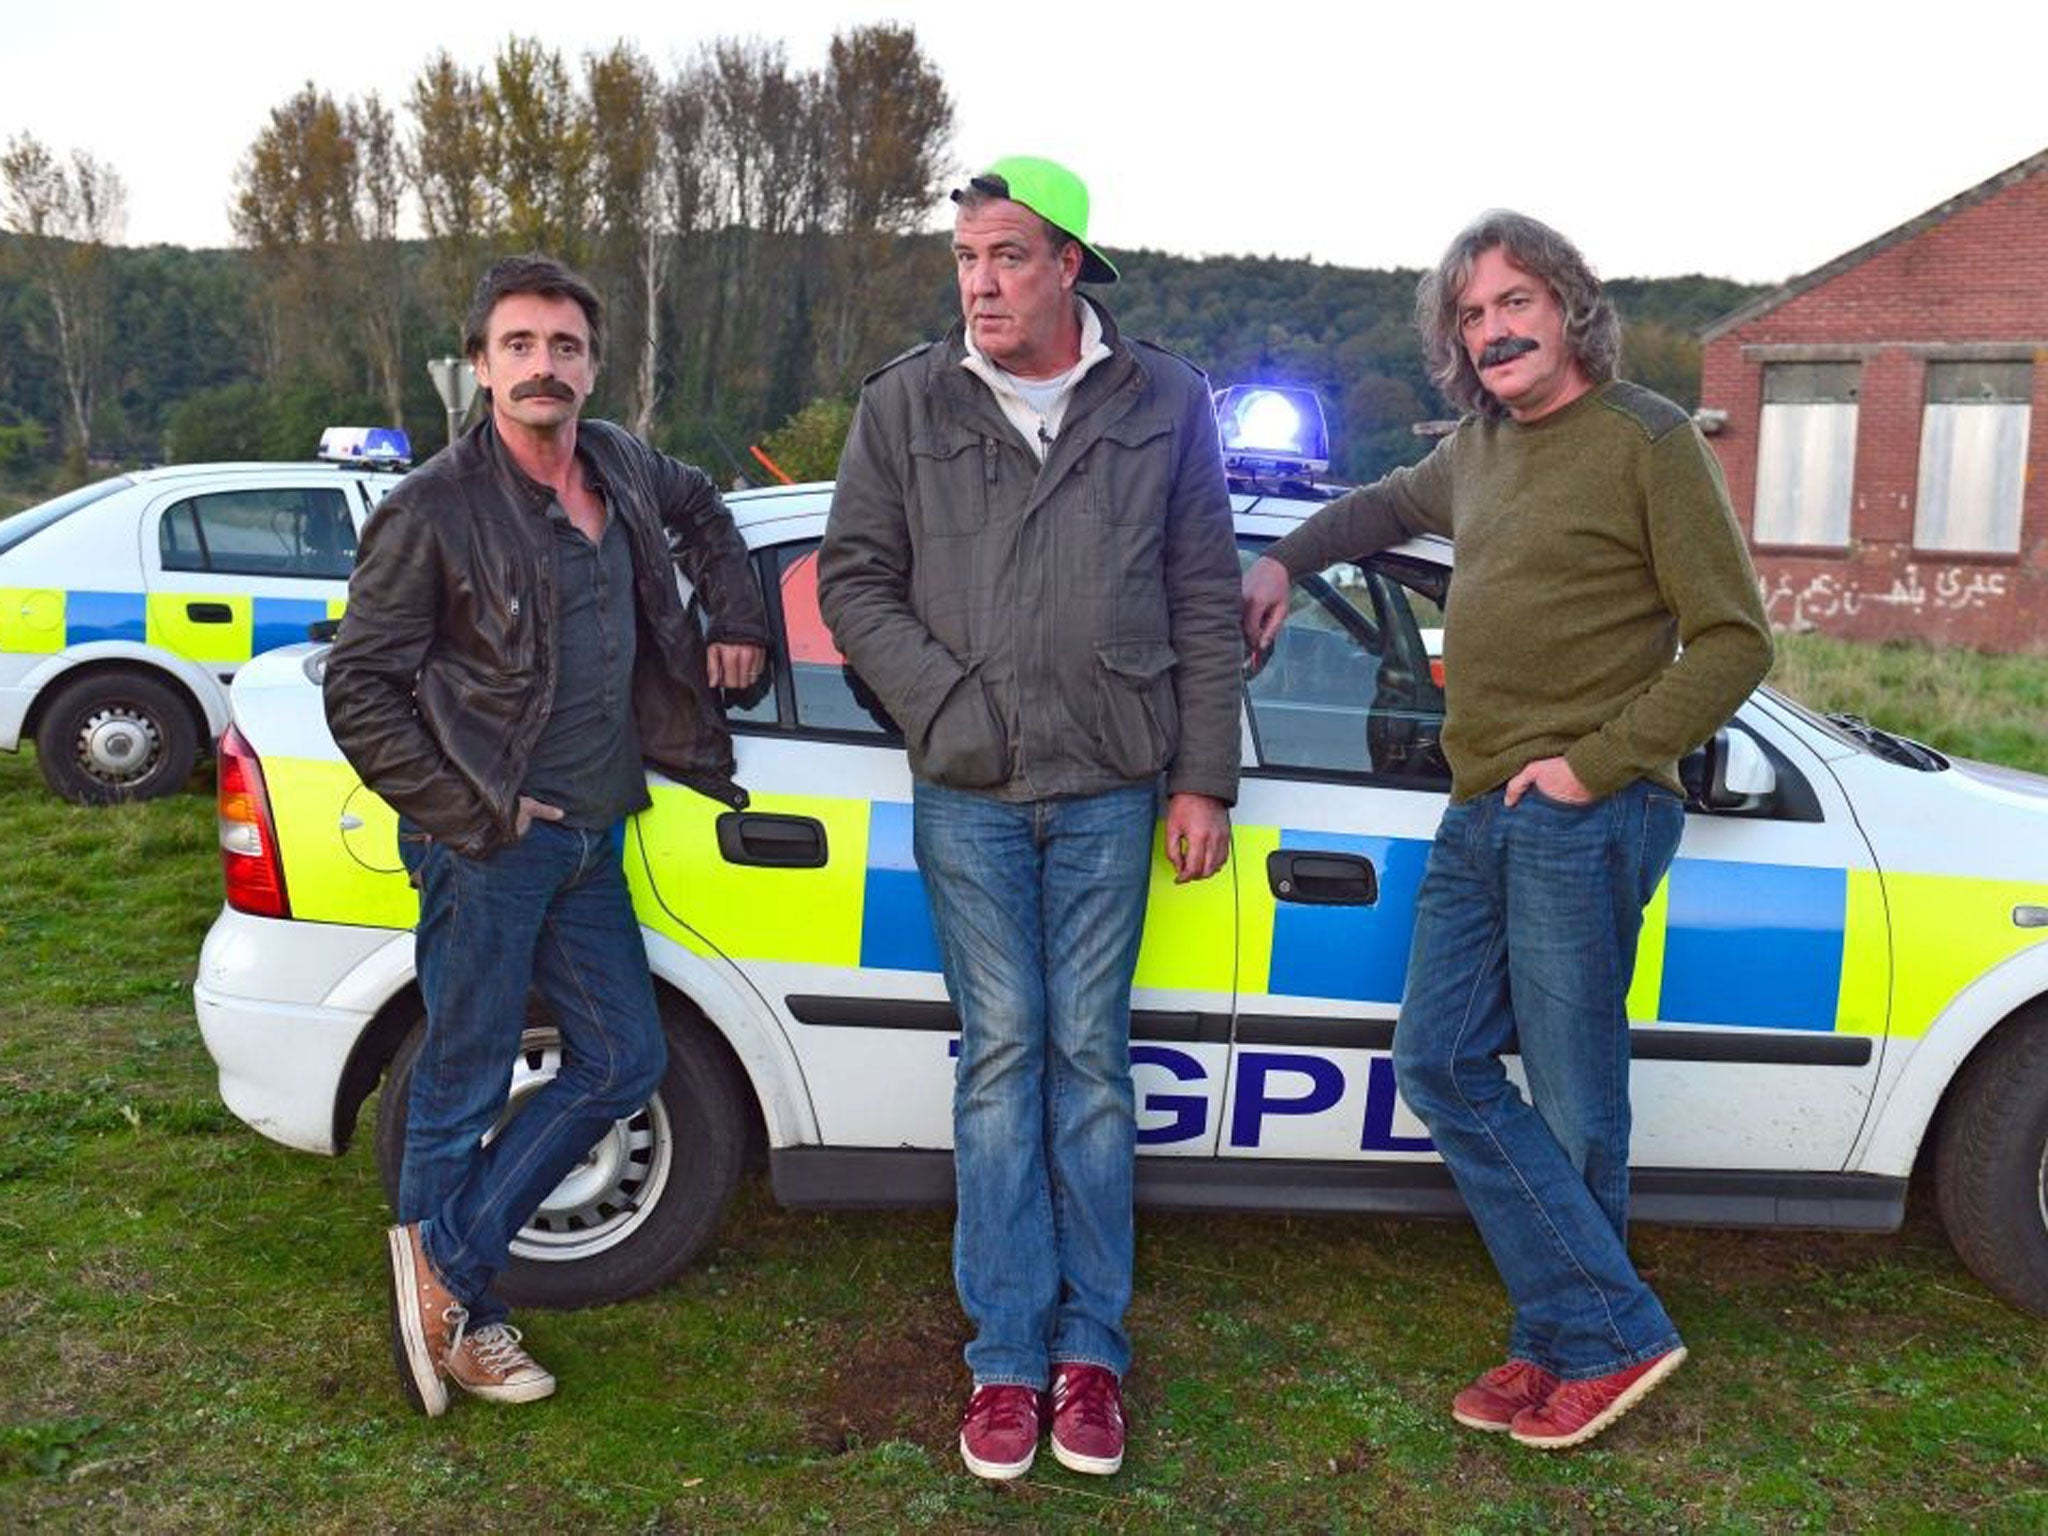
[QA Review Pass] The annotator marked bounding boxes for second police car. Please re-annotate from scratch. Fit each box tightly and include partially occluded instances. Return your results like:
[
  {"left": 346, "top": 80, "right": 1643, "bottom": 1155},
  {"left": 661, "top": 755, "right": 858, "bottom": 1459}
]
[
  {"left": 193, "top": 392, "right": 2048, "bottom": 1319},
  {"left": 0, "top": 429, "right": 409, "bottom": 805}
]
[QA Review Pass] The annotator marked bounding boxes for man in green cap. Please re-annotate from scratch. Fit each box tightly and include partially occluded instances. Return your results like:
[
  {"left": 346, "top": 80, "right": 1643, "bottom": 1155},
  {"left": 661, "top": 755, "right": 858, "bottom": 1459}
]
[{"left": 819, "top": 157, "right": 1240, "bottom": 1480}]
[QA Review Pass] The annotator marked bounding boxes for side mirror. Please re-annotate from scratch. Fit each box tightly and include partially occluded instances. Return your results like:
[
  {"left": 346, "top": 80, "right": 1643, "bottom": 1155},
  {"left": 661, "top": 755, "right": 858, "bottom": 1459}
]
[{"left": 1682, "top": 725, "right": 1778, "bottom": 813}]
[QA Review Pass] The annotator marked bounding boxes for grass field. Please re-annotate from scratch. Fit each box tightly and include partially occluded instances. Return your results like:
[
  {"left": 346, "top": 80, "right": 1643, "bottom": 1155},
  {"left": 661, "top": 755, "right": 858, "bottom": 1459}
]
[{"left": 2, "top": 637, "right": 2045, "bottom": 1532}]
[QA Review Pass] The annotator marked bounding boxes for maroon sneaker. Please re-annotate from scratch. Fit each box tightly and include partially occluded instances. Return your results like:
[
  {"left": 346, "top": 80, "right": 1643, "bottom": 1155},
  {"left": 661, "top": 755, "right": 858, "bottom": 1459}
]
[
  {"left": 960, "top": 1383, "right": 1041, "bottom": 1480},
  {"left": 1049, "top": 1363, "right": 1125, "bottom": 1475},
  {"left": 1451, "top": 1359, "right": 1560, "bottom": 1432},
  {"left": 1509, "top": 1345, "right": 1688, "bottom": 1449}
]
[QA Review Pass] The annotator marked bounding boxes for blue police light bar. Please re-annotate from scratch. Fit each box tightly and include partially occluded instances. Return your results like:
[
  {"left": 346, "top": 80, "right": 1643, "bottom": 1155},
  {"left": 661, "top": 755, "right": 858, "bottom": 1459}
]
[
  {"left": 1213, "top": 385, "right": 1329, "bottom": 478},
  {"left": 318, "top": 426, "right": 413, "bottom": 468}
]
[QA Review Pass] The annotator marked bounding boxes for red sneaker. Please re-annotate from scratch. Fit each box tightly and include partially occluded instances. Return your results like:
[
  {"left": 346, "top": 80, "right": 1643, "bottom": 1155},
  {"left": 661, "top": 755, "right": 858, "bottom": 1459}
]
[
  {"left": 960, "top": 1383, "right": 1041, "bottom": 1480},
  {"left": 1509, "top": 1345, "right": 1687, "bottom": 1449},
  {"left": 1049, "top": 1363, "right": 1125, "bottom": 1475},
  {"left": 1451, "top": 1359, "right": 1559, "bottom": 1432}
]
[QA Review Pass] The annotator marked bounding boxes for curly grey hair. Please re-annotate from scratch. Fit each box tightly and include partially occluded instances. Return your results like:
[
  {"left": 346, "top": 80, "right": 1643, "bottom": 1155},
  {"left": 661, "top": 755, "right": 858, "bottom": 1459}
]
[{"left": 1415, "top": 211, "right": 1620, "bottom": 420}]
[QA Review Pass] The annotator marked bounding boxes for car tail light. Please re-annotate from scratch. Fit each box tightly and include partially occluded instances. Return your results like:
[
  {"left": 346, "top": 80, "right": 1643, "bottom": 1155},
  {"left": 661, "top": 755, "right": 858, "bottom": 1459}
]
[{"left": 218, "top": 725, "right": 290, "bottom": 918}]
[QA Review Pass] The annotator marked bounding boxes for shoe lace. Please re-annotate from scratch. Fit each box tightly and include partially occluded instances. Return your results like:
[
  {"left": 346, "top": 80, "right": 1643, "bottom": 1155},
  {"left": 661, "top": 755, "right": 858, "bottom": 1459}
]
[
  {"left": 966, "top": 1385, "right": 1038, "bottom": 1435},
  {"left": 465, "top": 1322, "right": 529, "bottom": 1373},
  {"left": 442, "top": 1302, "right": 471, "bottom": 1359},
  {"left": 1054, "top": 1369, "right": 1120, "bottom": 1431}
]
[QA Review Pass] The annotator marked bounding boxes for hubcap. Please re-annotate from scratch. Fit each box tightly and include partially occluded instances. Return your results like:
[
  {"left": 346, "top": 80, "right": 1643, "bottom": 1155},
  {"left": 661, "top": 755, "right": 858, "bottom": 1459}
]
[
  {"left": 78, "top": 706, "right": 160, "bottom": 781},
  {"left": 485, "top": 1029, "right": 674, "bottom": 1263}
]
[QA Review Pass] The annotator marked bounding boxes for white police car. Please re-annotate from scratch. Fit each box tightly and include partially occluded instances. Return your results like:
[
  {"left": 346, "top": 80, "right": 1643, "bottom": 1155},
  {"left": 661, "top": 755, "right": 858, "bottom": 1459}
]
[
  {"left": 0, "top": 428, "right": 408, "bottom": 804},
  {"left": 192, "top": 396, "right": 2048, "bottom": 1319}
]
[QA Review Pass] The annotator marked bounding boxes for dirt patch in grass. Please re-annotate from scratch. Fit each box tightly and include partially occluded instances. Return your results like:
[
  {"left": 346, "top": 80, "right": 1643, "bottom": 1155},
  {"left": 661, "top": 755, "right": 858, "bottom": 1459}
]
[{"left": 802, "top": 1306, "right": 968, "bottom": 1454}]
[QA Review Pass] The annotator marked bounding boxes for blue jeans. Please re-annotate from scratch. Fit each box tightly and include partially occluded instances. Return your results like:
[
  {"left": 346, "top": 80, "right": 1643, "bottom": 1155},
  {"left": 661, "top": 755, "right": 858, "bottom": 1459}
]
[
  {"left": 913, "top": 780, "right": 1158, "bottom": 1386},
  {"left": 1391, "top": 780, "right": 1686, "bottom": 1380},
  {"left": 396, "top": 818, "right": 666, "bottom": 1328}
]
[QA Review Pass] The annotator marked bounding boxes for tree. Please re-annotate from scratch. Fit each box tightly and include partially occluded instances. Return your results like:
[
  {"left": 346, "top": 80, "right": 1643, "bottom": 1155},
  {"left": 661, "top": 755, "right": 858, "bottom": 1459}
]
[
  {"left": 485, "top": 38, "right": 592, "bottom": 262},
  {"left": 230, "top": 84, "right": 359, "bottom": 380},
  {"left": 349, "top": 94, "right": 408, "bottom": 427},
  {"left": 405, "top": 52, "right": 499, "bottom": 333},
  {"left": 586, "top": 42, "right": 668, "bottom": 434},
  {"left": 0, "top": 134, "right": 126, "bottom": 471}
]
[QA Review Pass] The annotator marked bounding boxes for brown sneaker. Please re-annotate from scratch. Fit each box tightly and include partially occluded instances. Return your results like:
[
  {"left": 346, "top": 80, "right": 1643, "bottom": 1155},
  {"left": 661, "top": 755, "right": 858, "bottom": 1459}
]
[
  {"left": 386, "top": 1222, "right": 466, "bottom": 1417},
  {"left": 1451, "top": 1359, "right": 1560, "bottom": 1432},
  {"left": 445, "top": 1322, "right": 557, "bottom": 1405},
  {"left": 1509, "top": 1345, "right": 1687, "bottom": 1449}
]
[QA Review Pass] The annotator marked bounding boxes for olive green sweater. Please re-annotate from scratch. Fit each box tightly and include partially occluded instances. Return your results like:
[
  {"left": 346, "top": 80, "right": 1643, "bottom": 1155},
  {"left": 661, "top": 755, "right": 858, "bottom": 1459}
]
[{"left": 1268, "top": 381, "right": 1772, "bottom": 802}]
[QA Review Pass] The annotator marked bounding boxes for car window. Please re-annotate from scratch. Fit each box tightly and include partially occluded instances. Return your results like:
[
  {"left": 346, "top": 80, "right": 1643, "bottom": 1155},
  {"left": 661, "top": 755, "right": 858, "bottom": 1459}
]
[
  {"left": 1240, "top": 542, "right": 1450, "bottom": 786},
  {"left": 730, "top": 540, "right": 899, "bottom": 740},
  {"left": 159, "top": 487, "right": 357, "bottom": 579}
]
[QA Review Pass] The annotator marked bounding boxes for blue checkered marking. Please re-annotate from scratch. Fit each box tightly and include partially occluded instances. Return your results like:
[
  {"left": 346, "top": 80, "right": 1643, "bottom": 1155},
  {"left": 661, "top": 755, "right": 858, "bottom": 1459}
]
[
  {"left": 252, "top": 597, "right": 331, "bottom": 655},
  {"left": 1658, "top": 859, "right": 1845, "bottom": 1031},
  {"left": 66, "top": 591, "right": 146, "bottom": 645},
  {"left": 859, "top": 799, "right": 943, "bottom": 973},
  {"left": 1265, "top": 829, "right": 1429, "bottom": 1003}
]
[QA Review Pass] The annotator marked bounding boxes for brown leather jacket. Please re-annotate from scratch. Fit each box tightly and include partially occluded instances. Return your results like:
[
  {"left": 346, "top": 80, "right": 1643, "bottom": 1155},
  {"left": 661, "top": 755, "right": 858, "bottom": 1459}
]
[{"left": 323, "top": 415, "right": 769, "bottom": 857}]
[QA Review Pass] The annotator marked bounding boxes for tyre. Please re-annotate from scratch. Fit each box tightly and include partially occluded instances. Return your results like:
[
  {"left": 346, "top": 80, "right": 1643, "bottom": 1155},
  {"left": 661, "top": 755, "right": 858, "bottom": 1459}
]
[
  {"left": 34, "top": 669, "right": 200, "bottom": 805},
  {"left": 1933, "top": 1007, "right": 2048, "bottom": 1319},
  {"left": 374, "top": 998, "right": 748, "bottom": 1309}
]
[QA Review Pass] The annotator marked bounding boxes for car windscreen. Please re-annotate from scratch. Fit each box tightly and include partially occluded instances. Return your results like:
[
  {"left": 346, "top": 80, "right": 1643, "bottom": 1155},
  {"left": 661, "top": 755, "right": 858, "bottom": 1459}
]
[{"left": 0, "top": 476, "right": 135, "bottom": 556}]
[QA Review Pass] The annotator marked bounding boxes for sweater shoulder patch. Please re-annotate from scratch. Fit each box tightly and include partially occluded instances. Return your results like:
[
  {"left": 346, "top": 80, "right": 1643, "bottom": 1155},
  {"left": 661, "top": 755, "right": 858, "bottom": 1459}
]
[
  {"left": 862, "top": 339, "right": 938, "bottom": 387},
  {"left": 1596, "top": 381, "right": 1690, "bottom": 442}
]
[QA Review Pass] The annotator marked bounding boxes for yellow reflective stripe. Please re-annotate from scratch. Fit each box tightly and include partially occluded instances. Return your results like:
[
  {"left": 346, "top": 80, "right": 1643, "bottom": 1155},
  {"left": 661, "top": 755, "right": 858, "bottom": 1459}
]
[
  {"left": 0, "top": 587, "right": 65, "bottom": 653},
  {"left": 1835, "top": 870, "right": 1890, "bottom": 1036},
  {"left": 267, "top": 757, "right": 417, "bottom": 929},
  {"left": 326, "top": 596, "right": 347, "bottom": 619},
  {"left": 631, "top": 786, "right": 867, "bottom": 965},
  {"left": 1626, "top": 874, "right": 1670, "bottom": 1022},
  {"left": 1134, "top": 824, "right": 1237, "bottom": 993},
  {"left": 1883, "top": 873, "right": 2048, "bottom": 1038},
  {"left": 147, "top": 591, "right": 251, "bottom": 663},
  {"left": 1230, "top": 823, "right": 1283, "bottom": 997}
]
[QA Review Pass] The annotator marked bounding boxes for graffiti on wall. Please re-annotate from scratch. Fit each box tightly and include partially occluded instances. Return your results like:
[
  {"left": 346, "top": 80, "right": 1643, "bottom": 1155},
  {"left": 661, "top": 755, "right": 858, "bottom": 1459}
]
[{"left": 1759, "top": 565, "right": 2011, "bottom": 631}]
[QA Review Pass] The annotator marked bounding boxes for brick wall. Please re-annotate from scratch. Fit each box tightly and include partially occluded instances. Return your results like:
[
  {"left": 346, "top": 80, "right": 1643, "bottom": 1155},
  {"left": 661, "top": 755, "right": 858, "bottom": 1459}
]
[{"left": 1699, "top": 158, "right": 2048, "bottom": 653}]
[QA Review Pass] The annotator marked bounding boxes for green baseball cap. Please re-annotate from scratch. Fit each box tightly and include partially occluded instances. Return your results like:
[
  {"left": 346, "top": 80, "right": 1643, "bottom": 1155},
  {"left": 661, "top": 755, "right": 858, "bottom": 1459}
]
[{"left": 953, "top": 155, "right": 1119, "bottom": 284}]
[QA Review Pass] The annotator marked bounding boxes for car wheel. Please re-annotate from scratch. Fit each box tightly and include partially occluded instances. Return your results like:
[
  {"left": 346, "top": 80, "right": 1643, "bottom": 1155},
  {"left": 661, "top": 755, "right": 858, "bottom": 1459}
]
[
  {"left": 1933, "top": 1007, "right": 2048, "bottom": 1319},
  {"left": 34, "top": 670, "right": 201, "bottom": 805},
  {"left": 374, "top": 999, "right": 747, "bottom": 1309}
]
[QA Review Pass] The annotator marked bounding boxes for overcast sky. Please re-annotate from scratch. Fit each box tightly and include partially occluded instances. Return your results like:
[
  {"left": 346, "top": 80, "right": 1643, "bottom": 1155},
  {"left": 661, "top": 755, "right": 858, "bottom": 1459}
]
[{"left": 8, "top": 1, "right": 2044, "bottom": 285}]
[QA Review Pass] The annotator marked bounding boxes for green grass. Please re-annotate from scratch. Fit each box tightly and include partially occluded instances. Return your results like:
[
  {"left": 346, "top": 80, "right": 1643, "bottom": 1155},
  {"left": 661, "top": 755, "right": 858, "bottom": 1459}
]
[{"left": 3, "top": 644, "right": 2047, "bottom": 1532}]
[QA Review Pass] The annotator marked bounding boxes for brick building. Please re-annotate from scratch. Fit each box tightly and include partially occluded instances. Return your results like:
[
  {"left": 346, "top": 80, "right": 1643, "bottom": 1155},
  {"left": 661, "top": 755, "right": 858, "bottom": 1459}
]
[{"left": 1697, "top": 149, "right": 2047, "bottom": 652}]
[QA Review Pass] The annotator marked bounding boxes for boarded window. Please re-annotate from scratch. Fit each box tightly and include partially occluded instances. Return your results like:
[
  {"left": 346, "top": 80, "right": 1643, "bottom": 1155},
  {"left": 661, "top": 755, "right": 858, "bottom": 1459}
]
[
  {"left": 1914, "top": 361, "right": 2032, "bottom": 554},
  {"left": 1753, "top": 362, "right": 1859, "bottom": 546}
]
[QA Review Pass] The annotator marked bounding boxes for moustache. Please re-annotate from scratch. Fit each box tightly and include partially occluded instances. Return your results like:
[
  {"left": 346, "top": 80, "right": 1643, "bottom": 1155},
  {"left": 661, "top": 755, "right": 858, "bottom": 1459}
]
[
  {"left": 509, "top": 377, "right": 577, "bottom": 402},
  {"left": 1478, "top": 336, "right": 1540, "bottom": 369}
]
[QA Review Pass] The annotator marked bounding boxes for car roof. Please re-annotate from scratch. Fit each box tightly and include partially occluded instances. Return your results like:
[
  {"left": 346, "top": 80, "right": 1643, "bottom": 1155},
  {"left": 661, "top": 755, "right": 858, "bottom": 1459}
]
[{"left": 724, "top": 481, "right": 1455, "bottom": 566}]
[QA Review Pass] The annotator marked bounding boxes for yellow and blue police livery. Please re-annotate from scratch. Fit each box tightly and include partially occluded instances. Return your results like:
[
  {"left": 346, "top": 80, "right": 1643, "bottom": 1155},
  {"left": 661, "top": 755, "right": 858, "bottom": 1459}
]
[
  {"left": 0, "top": 429, "right": 405, "bottom": 804},
  {"left": 193, "top": 408, "right": 2048, "bottom": 1321}
]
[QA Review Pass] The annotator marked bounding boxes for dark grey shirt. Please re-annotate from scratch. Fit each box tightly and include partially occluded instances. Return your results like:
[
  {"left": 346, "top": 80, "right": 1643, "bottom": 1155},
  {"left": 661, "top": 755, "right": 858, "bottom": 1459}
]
[{"left": 519, "top": 499, "right": 645, "bottom": 827}]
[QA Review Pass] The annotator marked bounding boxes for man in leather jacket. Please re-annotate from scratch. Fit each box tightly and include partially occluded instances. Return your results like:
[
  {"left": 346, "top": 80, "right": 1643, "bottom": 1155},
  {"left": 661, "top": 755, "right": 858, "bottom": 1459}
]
[
  {"left": 324, "top": 254, "right": 767, "bottom": 1417},
  {"left": 819, "top": 159, "right": 1240, "bottom": 1480}
]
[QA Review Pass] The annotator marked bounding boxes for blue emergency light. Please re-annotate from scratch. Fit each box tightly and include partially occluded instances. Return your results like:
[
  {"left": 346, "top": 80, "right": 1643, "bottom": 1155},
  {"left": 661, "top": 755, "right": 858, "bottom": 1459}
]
[
  {"left": 318, "top": 426, "right": 413, "bottom": 468},
  {"left": 1213, "top": 386, "right": 1329, "bottom": 480}
]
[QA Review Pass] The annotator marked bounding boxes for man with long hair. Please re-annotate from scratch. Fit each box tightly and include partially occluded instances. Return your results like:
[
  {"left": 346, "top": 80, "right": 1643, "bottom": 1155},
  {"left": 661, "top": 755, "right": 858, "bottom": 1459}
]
[{"left": 1243, "top": 211, "right": 1771, "bottom": 1449}]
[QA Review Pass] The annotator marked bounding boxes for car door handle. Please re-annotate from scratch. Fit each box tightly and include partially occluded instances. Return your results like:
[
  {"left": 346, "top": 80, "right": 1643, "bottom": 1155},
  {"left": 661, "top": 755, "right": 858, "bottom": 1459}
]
[
  {"left": 1267, "top": 850, "right": 1378, "bottom": 906},
  {"left": 715, "top": 812, "right": 827, "bottom": 869},
  {"left": 186, "top": 601, "right": 233, "bottom": 623}
]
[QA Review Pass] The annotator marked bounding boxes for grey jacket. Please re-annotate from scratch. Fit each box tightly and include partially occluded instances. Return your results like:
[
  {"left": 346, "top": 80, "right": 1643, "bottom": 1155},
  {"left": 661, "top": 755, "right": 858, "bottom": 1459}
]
[{"left": 818, "top": 301, "right": 1241, "bottom": 805}]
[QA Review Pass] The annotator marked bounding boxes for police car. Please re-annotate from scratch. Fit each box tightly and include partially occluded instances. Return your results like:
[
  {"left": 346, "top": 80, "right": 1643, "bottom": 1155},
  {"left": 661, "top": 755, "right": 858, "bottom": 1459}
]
[
  {"left": 0, "top": 428, "right": 409, "bottom": 804},
  {"left": 192, "top": 392, "right": 2048, "bottom": 1319}
]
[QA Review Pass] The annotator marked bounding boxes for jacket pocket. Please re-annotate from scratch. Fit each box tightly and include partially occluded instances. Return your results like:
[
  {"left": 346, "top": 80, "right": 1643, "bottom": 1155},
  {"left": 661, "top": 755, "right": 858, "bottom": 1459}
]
[
  {"left": 1094, "top": 641, "right": 1179, "bottom": 779},
  {"left": 917, "top": 661, "right": 1009, "bottom": 788},
  {"left": 1091, "top": 412, "right": 1175, "bottom": 525},
  {"left": 909, "top": 425, "right": 993, "bottom": 535}
]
